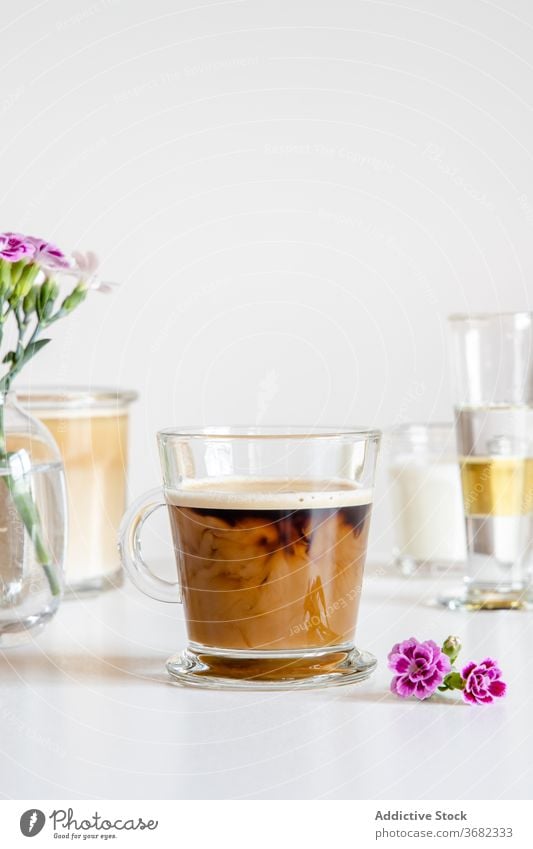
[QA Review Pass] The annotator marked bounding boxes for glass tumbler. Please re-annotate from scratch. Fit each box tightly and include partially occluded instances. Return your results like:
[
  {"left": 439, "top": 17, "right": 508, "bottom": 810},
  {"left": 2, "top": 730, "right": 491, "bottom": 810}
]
[
  {"left": 388, "top": 423, "right": 466, "bottom": 576},
  {"left": 447, "top": 312, "right": 533, "bottom": 609},
  {"left": 17, "top": 387, "right": 137, "bottom": 596}
]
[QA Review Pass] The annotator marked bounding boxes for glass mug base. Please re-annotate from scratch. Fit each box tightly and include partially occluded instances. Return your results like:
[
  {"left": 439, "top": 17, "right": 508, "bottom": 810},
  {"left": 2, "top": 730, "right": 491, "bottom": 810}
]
[
  {"left": 64, "top": 567, "right": 124, "bottom": 599},
  {"left": 165, "top": 642, "right": 377, "bottom": 690}
]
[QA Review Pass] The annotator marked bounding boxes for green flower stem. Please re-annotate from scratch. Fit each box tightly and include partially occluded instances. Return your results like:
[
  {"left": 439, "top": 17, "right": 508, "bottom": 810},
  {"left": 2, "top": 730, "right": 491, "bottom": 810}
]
[{"left": 0, "top": 307, "right": 60, "bottom": 598}]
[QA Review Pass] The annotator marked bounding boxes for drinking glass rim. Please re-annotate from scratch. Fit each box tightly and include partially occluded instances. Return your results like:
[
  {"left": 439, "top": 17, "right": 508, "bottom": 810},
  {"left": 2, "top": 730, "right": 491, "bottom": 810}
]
[
  {"left": 16, "top": 385, "right": 138, "bottom": 410},
  {"left": 157, "top": 425, "right": 381, "bottom": 440},
  {"left": 448, "top": 311, "right": 533, "bottom": 322}
]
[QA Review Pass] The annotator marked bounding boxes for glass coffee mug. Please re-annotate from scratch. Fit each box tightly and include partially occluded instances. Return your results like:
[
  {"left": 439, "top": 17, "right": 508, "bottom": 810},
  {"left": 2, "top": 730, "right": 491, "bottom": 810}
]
[{"left": 119, "top": 426, "right": 381, "bottom": 690}]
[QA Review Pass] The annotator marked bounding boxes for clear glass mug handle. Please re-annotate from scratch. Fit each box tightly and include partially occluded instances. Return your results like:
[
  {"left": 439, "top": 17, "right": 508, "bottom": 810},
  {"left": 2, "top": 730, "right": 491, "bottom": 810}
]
[{"left": 118, "top": 487, "right": 181, "bottom": 603}]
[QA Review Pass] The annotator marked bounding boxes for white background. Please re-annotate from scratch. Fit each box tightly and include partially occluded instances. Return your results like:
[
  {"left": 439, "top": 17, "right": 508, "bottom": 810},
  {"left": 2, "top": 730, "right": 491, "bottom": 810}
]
[
  {"left": 4, "top": 0, "right": 533, "bottom": 556},
  {"left": 2, "top": 3, "right": 533, "bottom": 807}
]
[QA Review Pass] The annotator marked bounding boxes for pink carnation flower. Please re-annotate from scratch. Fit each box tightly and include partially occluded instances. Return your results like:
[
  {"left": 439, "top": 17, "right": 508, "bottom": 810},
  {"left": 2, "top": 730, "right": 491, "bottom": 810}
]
[
  {"left": 461, "top": 659, "right": 506, "bottom": 705},
  {"left": 0, "top": 232, "right": 35, "bottom": 262},
  {"left": 71, "top": 250, "right": 117, "bottom": 293},
  {"left": 26, "top": 236, "right": 71, "bottom": 269},
  {"left": 388, "top": 637, "right": 451, "bottom": 700}
]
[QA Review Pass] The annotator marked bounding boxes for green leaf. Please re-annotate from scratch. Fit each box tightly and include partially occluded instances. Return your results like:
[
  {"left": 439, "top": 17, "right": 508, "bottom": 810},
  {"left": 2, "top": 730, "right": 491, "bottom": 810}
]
[
  {"left": 2, "top": 351, "right": 16, "bottom": 364},
  {"left": 20, "top": 338, "right": 50, "bottom": 366},
  {"left": 442, "top": 671, "right": 465, "bottom": 691}
]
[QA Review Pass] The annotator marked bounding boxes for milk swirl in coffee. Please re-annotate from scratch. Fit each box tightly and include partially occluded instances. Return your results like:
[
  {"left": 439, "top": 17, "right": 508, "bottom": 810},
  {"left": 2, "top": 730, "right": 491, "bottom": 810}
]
[{"left": 167, "top": 479, "right": 373, "bottom": 651}]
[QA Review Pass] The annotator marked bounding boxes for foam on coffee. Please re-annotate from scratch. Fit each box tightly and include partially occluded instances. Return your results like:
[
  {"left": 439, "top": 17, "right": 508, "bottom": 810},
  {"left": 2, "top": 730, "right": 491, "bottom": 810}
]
[{"left": 166, "top": 477, "right": 373, "bottom": 511}]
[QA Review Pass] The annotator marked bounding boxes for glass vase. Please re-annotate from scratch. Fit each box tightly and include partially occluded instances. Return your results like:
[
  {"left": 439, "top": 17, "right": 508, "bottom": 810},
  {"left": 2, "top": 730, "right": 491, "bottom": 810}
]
[{"left": 0, "top": 391, "right": 66, "bottom": 647}]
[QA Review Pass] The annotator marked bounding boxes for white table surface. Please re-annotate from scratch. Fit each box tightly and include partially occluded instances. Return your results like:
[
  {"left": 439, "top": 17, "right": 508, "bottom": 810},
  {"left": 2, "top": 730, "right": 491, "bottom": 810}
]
[{"left": 1, "top": 566, "right": 532, "bottom": 801}]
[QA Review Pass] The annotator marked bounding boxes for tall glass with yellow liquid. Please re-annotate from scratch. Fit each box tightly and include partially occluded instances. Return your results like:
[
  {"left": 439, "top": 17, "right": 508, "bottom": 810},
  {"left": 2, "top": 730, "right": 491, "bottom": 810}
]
[
  {"left": 17, "top": 388, "right": 137, "bottom": 595},
  {"left": 449, "top": 314, "right": 533, "bottom": 609}
]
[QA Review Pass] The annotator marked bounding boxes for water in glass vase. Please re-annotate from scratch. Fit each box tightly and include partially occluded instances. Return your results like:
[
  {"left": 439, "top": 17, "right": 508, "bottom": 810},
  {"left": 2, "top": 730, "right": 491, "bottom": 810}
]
[
  {"left": 0, "top": 459, "right": 65, "bottom": 646},
  {"left": 0, "top": 391, "right": 67, "bottom": 646}
]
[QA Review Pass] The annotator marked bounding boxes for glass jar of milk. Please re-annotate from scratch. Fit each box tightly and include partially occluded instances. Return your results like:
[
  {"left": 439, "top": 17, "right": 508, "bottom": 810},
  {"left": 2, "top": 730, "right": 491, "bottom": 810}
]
[{"left": 389, "top": 423, "right": 466, "bottom": 575}]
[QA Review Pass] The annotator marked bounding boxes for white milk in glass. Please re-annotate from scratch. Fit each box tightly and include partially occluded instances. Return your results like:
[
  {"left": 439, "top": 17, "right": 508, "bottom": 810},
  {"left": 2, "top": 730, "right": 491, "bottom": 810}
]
[{"left": 389, "top": 424, "right": 466, "bottom": 574}]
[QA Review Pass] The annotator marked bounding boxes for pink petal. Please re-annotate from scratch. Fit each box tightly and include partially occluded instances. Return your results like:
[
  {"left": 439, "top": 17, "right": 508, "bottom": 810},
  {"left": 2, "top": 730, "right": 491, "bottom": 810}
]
[
  {"left": 413, "top": 681, "right": 434, "bottom": 700},
  {"left": 488, "top": 680, "right": 506, "bottom": 698},
  {"left": 461, "top": 661, "right": 477, "bottom": 679},
  {"left": 86, "top": 250, "right": 100, "bottom": 273},
  {"left": 437, "top": 656, "right": 451, "bottom": 673},
  {"left": 393, "top": 657, "right": 410, "bottom": 674},
  {"left": 463, "top": 690, "right": 478, "bottom": 704},
  {"left": 394, "top": 675, "right": 417, "bottom": 697},
  {"left": 71, "top": 250, "right": 87, "bottom": 269}
]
